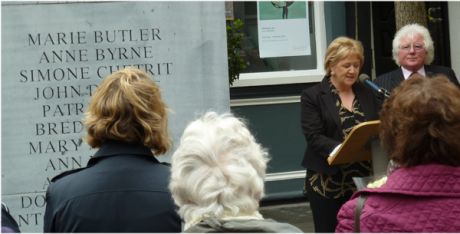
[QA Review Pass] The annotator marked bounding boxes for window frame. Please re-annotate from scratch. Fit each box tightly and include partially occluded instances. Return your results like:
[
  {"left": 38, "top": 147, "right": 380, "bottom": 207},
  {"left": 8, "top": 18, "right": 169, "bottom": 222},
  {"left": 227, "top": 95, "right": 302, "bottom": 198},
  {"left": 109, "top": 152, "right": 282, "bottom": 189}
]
[{"left": 231, "top": 1, "right": 327, "bottom": 87}]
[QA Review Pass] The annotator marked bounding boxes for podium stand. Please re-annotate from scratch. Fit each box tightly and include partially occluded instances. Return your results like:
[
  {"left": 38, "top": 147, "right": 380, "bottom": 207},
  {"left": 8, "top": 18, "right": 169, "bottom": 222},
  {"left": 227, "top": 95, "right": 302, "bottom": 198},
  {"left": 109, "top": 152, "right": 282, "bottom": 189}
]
[{"left": 327, "top": 120, "right": 389, "bottom": 180}]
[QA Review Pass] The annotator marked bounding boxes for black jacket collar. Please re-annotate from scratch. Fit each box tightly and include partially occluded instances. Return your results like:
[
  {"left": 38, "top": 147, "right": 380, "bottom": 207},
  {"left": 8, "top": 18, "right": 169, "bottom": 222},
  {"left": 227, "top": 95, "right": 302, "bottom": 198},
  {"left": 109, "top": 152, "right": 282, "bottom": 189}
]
[{"left": 88, "top": 140, "right": 158, "bottom": 166}]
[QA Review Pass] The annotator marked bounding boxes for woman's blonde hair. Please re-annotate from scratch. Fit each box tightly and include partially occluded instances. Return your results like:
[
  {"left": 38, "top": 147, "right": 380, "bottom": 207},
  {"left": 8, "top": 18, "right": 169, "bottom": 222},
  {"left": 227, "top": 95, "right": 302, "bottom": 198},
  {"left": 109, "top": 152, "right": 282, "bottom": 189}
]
[
  {"left": 83, "top": 67, "right": 171, "bottom": 154},
  {"left": 324, "top": 36, "right": 364, "bottom": 76}
]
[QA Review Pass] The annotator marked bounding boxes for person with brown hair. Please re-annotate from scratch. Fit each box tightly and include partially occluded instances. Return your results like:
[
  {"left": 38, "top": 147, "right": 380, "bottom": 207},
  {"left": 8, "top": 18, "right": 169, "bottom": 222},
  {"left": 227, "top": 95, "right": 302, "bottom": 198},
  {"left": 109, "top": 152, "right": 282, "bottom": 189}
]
[
  {"left": 300, "top": 36, "right": 380, "bottom": 232},
  {"left": 336, "top": 74, "right": 460, "bottom": 232},
  {"left": 43, "top": 67, "right": 181, "bottom": 232}
]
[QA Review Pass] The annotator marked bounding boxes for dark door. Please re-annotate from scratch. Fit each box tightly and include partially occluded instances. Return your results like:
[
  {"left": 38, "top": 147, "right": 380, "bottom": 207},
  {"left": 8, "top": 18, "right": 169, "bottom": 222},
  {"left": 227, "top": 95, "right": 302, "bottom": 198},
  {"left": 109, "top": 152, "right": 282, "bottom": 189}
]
[
  {"left": 371, "top": 2, "right": 397, "bottom": 77},
  {"left": 426, "top": 1, "right": 452, "bottom": 67}
]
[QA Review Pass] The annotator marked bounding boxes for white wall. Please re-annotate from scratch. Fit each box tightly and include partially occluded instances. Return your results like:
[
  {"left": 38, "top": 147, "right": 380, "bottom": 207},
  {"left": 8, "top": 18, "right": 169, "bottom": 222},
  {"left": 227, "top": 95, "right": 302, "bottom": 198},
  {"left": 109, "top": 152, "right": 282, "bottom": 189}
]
[{"left": 449, "top": 2, "right": 460, "bottom": 81}]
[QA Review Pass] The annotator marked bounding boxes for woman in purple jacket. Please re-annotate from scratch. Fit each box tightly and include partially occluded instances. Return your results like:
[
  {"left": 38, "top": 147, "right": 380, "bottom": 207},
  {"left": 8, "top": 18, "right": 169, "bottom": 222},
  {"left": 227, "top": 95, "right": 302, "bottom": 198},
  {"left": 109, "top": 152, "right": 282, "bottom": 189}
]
[{"left": 336, "top": 74, "right": 460, "bottom": 232}]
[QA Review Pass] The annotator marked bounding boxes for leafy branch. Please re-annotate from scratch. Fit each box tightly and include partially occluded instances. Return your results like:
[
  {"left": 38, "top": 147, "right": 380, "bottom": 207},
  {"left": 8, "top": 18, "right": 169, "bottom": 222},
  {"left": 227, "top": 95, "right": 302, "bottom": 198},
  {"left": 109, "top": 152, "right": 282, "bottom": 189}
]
[{"left": 226, "top": 19, "right": 247, "bottom": 86}]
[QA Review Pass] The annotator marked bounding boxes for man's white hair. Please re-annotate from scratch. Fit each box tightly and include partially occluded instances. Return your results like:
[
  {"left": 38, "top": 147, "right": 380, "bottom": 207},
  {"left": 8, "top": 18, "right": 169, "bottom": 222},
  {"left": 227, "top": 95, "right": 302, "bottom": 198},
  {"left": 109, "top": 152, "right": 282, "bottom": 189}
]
[
  {"left": 392, "top": 23, "right": 435, "bottom": 66},
  {"left": 169, "top": 111, "right": 269, "bottom": 223}
]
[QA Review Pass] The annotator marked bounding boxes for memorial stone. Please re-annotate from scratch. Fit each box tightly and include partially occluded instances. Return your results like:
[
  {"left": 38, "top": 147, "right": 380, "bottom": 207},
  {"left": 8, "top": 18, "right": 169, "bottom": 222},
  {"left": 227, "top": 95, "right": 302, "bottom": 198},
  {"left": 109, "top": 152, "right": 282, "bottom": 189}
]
[{"left": 1, "top": 2, "right": 229, "bottom": 232}]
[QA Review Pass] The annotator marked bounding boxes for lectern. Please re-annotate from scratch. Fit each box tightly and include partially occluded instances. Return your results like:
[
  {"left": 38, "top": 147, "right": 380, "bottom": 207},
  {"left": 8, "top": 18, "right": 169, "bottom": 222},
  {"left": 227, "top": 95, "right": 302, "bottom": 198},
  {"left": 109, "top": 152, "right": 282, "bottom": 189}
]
[{"left": 327, "top": 120, "right": 389, "bottom": 187}]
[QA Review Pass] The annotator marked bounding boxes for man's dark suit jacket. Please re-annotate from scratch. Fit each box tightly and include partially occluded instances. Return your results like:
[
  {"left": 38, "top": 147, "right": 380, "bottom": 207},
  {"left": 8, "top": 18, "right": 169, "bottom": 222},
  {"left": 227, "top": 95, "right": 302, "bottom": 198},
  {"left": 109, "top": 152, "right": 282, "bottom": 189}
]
[
  {"left": 375, "top": 65, "right": 460, "bottom": 94},
  {"left": 43, "top": 140, "right": 181, "bottom": 233},
  {"left": 300, "top": 76, "right": 380, "bottom": 175}
]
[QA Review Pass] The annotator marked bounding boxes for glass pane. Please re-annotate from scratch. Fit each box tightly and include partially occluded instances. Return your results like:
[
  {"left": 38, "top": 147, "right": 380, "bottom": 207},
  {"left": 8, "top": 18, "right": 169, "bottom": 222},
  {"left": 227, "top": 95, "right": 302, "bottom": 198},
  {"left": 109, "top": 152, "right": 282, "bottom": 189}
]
[{"left": 233, "top": 1, "right": 317, "bottom": 73}]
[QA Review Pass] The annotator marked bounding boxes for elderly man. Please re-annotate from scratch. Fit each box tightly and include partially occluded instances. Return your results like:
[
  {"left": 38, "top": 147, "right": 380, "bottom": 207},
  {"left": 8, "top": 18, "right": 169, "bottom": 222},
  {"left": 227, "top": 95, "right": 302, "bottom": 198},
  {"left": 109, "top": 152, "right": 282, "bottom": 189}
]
[{"left": 375, "top": 23, "right": 460, "bottom": 94}]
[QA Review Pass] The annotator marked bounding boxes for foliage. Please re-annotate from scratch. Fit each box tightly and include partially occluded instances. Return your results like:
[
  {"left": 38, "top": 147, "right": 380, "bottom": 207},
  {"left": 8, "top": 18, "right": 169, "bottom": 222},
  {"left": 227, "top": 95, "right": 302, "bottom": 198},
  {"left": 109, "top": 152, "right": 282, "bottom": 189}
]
[{"left": 226, "top": 19, "right": 247, "bottom": 86}]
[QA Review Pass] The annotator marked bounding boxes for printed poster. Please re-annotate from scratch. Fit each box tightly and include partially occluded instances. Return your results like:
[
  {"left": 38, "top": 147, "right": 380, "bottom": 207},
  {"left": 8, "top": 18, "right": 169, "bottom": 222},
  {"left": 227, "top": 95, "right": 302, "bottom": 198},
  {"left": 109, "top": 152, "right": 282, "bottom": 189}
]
[{"left": 258, "top": 1, "right": 311, "bottom": 58}]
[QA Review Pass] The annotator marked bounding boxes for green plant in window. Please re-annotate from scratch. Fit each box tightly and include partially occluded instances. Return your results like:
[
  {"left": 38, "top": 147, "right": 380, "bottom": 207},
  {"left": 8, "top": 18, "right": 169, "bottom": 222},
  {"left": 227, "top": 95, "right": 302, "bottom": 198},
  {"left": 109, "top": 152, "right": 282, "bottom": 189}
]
[{"left": 226, "top": 19, "right": 246, "bottom": 86}]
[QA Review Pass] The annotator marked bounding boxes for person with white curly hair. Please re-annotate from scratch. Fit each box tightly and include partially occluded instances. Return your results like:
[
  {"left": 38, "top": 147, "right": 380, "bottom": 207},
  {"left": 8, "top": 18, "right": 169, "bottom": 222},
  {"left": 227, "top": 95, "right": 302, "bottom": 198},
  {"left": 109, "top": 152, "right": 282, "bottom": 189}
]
[
  {"left": 375, "top": 23, "right": 459, "bottom": 95},
  {"left": 169, "top": 111, "right": 302, "bottom": 233}
]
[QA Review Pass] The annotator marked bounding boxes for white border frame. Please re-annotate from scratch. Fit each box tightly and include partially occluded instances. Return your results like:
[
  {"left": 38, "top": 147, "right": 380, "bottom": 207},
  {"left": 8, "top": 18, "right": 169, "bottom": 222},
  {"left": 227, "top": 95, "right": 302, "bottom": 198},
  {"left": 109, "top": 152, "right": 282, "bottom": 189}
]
[
  {"left": 231, "top": 1, "right": 327, "bottom": 87},
  {"left": 230, "top": 95, "right": 299, "bottom": 106},
  {"left": 265, "top": 170, "right": 306, "bottom": 182}
]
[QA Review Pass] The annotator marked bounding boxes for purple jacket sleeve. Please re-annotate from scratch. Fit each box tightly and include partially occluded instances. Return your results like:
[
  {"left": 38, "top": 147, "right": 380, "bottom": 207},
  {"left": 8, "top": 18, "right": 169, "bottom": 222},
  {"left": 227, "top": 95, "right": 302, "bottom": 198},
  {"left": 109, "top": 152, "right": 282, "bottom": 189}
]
[{"left": 335, "top": 198, "right": 357, "bottom": 233}]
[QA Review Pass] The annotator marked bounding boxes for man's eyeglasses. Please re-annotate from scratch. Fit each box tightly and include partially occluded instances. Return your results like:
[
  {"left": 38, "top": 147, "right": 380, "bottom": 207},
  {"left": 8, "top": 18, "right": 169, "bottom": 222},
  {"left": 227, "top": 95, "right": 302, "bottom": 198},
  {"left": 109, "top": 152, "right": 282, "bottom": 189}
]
[{"left": 400, "top": 44, "right": 425, "bottom": 52}]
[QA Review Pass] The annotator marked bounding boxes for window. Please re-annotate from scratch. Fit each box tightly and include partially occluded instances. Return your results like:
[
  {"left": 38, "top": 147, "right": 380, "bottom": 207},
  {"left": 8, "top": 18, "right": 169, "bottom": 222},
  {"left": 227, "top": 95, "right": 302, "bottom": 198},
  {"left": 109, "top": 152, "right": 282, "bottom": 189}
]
[{"left": 230, "top": 1, "right": 327, "bottom": 87}]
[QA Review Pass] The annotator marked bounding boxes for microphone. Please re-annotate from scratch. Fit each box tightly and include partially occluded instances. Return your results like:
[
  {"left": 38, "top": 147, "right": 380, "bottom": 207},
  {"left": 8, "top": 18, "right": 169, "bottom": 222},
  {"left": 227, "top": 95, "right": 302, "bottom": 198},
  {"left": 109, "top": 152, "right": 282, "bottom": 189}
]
[{"left": 359, "top": 74, "right": 390, "bottom": 98}]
